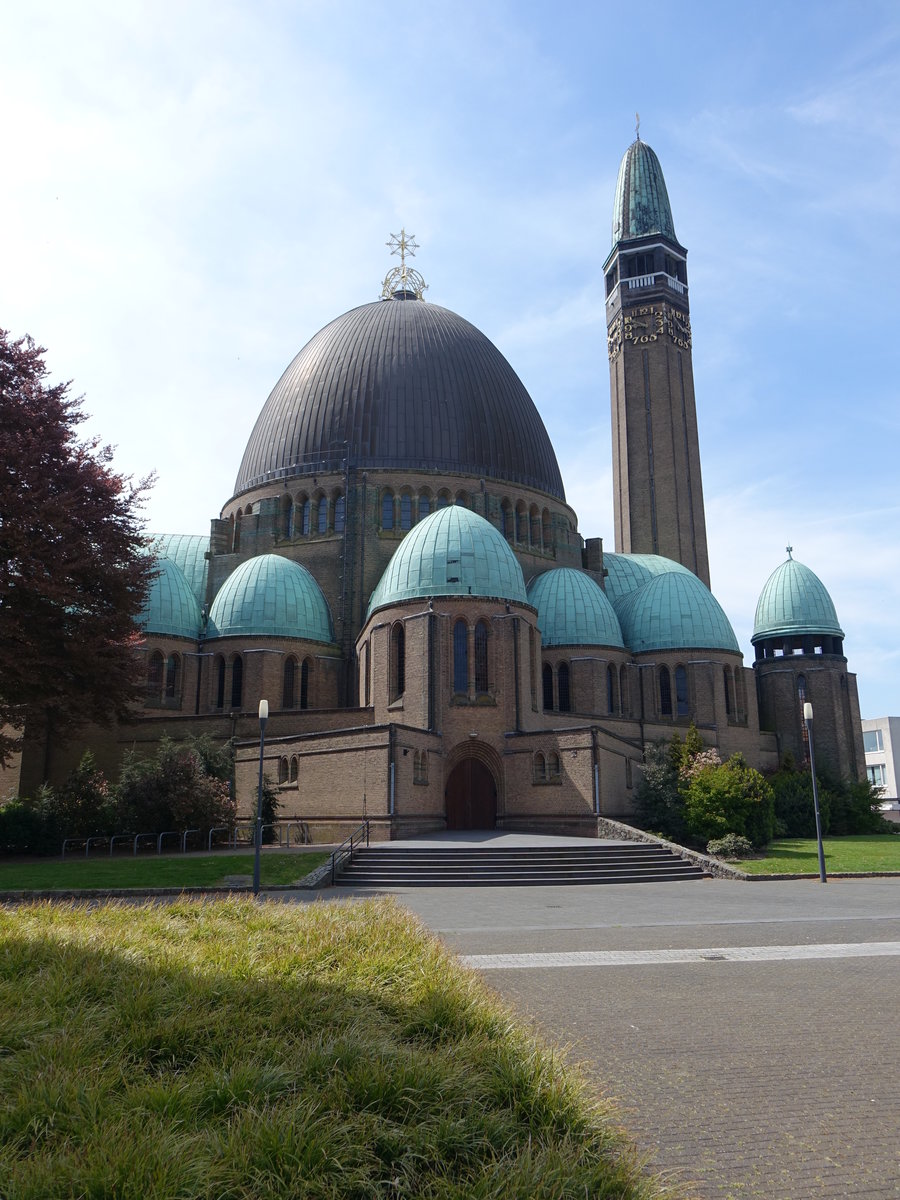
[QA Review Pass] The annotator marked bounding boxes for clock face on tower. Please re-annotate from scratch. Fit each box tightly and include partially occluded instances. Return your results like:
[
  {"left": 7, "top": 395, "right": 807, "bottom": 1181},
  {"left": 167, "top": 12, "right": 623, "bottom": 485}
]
[{"left": 607, "top": 303, "right": 692, "bottom": 355}]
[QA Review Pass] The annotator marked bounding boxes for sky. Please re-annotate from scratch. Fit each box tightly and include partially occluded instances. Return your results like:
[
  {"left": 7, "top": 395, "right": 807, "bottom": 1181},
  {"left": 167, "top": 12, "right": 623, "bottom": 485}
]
[{"left": 2, "top": 0, "right": 898, "bottom": 719}]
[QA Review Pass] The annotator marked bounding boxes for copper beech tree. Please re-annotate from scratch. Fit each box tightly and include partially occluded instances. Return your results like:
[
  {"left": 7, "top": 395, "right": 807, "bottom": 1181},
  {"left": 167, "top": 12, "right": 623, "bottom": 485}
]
[{"left": 0, "top": 329, "right": 153, "bottom": 767}]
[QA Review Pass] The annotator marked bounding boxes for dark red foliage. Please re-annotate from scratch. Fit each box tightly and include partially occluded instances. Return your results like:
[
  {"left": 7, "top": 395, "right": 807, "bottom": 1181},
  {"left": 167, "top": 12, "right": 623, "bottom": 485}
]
[{"left": 0, "top": 328, "right": 153, "bottom": 764}]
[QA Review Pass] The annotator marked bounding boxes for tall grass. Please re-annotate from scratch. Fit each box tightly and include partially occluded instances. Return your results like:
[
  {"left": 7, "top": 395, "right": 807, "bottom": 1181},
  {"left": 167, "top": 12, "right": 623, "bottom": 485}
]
[{"left": 0, "top": 898, "right": 674, "bottom": 1199}]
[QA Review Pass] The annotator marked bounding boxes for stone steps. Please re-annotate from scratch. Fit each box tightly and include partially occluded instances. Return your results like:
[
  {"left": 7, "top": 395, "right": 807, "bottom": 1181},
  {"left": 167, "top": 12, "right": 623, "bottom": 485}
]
[{"left": 335, "top": 842, "right": 707, "bottom": 887}]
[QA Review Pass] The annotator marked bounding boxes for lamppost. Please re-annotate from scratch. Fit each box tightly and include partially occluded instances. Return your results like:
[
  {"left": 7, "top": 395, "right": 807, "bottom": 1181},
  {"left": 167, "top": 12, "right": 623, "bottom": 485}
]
[
  {"left": 803, "top": 701, "right": 827, "bottom": 883},
  {"left": 253, "top": 699, "right": 269, "bottom": 896}
]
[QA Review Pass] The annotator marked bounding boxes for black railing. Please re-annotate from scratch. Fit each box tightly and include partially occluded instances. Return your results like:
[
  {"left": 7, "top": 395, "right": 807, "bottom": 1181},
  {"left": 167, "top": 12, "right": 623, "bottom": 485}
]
[{"left": 331, "top": 821, "right": 370, "bottom": 884}]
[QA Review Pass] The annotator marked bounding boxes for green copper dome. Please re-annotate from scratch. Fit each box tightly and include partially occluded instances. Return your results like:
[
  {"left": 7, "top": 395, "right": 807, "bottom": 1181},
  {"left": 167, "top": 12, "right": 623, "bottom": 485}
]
[
  {"left": 139, "top": 557, "right": 202, "bottom": 639},
  {"left": 367, "top": 506, "right": 527, "bottom": 616},
  {"left": 612, "top": 139, "right": 677, "bottom": 246},
  {"left": 616, "top": 571, "right": 740, "bottom": 653},
  {"left": 752, "top": 555, "right": 844, "bottom": 643},
  {"left": 150, "top": 533, "right": 209, "bottom": 607},
  {"left": 527, "top": 568, "right": 624, "bottom": 648},
  {"left": 602, "top": 552, "right": 693, "bottom": 611},
  {"left": 208, "top": 554, "right": 334, "bottom": 642}
]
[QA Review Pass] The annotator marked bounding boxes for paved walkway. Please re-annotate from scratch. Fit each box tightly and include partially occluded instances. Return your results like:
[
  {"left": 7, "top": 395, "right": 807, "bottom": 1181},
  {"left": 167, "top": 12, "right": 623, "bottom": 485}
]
[{"left": 314, "top": 836, "right": 900, "bottom": 1198}]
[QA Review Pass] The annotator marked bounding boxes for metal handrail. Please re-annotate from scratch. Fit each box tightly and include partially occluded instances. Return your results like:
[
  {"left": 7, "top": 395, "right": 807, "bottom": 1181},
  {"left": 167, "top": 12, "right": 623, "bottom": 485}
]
[{"left": 331, "top": 820, "right": 370, "bottom": 884}]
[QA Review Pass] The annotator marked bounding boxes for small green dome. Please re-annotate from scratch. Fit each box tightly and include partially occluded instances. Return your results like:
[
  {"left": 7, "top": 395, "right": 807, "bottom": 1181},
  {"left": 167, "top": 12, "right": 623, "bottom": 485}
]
[
  {"left": 367, "top": 506, "right": 526, "bottom": 617},
  {"left": 150, "top": 533, "right": 209, "bottom": 606},
  {"left": 617, "top": 571, "right": 740, "bottom": 653},
  {"left": 752, "top": 556, "right": 844, "bottom": 643},
  {"left": 612, "top": 139, "right": 677, "bottom": 246},
  {"left": 602, "top": 552, "right": 693, "bottom": 612},
  {"left": 527, "top": 569, "right": 624, "bottom": 648},
  {"left": 208, "top": 554, "right": 334, "bottom": 641},
  {"left": 139, "top": 557, "right": 202, "bottom": 639}
]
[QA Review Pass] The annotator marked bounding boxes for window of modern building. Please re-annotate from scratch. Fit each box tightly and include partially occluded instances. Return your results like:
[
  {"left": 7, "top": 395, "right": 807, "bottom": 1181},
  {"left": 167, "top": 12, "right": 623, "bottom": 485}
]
[
  {"left": 867, "top": 764, "right": 887, "bottom": 787},
  {"left": 558, "top": 662, "right": 571, "bottom": 713},
  {"left": 864, "top": 729, "right": 884, "bottom": 753},
  {"left": 453, "top": 620, "right": 468, "bottom": 695}
]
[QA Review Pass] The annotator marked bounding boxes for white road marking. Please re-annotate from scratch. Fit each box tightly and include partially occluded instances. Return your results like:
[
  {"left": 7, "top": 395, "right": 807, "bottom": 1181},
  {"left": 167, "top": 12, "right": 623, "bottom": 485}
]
[{"left": 460, "top": 941, "right": 900, "bottom": 969}]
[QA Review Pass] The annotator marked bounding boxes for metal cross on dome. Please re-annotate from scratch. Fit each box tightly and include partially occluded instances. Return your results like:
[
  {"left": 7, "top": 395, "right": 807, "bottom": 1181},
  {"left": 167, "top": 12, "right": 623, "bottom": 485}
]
[{"left": 381, "top": 228, "right": 428, "bottom": 300}]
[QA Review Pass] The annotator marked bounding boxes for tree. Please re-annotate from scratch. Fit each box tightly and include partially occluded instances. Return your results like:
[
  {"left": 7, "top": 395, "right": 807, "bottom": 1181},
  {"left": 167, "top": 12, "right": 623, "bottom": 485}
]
[{"left": 0, "top": 329, "right": 153, "bottom": 765}]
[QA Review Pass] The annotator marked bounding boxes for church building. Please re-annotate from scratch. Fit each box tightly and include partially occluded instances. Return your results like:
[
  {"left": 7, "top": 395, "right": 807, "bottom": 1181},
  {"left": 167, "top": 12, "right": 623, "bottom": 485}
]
[{"left": 13, "top": 138, "right": 866, "bottom": 838}]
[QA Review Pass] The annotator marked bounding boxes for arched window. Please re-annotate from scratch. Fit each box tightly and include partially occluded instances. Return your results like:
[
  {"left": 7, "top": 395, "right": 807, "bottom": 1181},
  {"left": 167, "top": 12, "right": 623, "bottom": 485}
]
[
  {"left": 278, "top": 757, "right": 289, "bottom": 784},
  {"left": 723, "top": 667, "right": 733, "bottom": 716},
  {"left": 300, "top": 496, "right": 311, "bottom": 536},
  {"left": 797, "top": 673, "right": 807, "bottom": 701},
  {"left": 474, "top": 621, "right": 489, "bottom": 694},
  {"left": 533, "top": 752, "right": 546, "bottom": 783},
  {"left": 281, "top": 496, "right": 294, "bottom": 539},
  {"left": 418, "top": 492, "right": 430, "bottom": 521},
  {"left": 542, "top": 662, "right": 554, "bottom": 711},
  {"left": 215, "top": 655, "right": 225, "bottom": 709},
  {"left": 390, "top": 623, "right": 405, "bottom": 700},
  {"left": 147, "top": 651, "right": 164, "bottom": 702},
  {"left": 548, "top": 751, "right": 561, "bottom": 780},
  {"left": 230, "top": 656, "right": 243, "bottom": 709},
  {"left": 659, "top": 666, "right": 672, "bottom": 717},
  {"left": 619, "top": 664, "right": 628, "bottom": 717},
  {"left": 542, "top": 508, "right": 551, "bottom": 548},
  {"left": 530, "top": 505, "right": 541, "bottom": 549},
  {"left": 516, "top": 501, "right": 528, "bottom": 544},
  {"left": 607, "top": 664, "right": 617, "bottom": 715},
  {"left": 453, "top": 620, "right": 468, "bottom": 694},
  {"left": 233, "top": 510, "right": 242, "bottom": 552},
  {"left": 455, "top": 491, "right": 468, "bottom": 508},
  {"left": 334, "top": 493, "right": 346, "bottom": 533},
  {"left": 675, "top": 665, "right": 689, "bottom": 717},
  {"left": 436, "top": 491, "right": 450, "bottom": 509},
  {"left": 529, "top": 626, "right": 538, "bottom": 710},
  {"left": 381, "top": 491, "right": 394, "bottom": 530},
  {"left": 359, "top": 642, "right": 368, "bottom": 706},
  {"left": 558, "top": 663, "right": 571, "bottom": 712},
  {"left": 300, "top": 658, "right": 310, "bottom": 709},
  {"left": 400, "top": 492, "right": 412, "bottom": 530},
  {"left": 317, "top": 495, "right": 328, "bottom": 534},
  {"left": 290, "top": 756, "right": 298, "bottom": 783},
  {"left": 165, "top": 654, "right": 180, "bottom": 700},
  {"left": 283, "top": 657, "right": 296, "bottom": 709},
  {"left": 501, "top": 500, "right": 514, "bottom": 541}
]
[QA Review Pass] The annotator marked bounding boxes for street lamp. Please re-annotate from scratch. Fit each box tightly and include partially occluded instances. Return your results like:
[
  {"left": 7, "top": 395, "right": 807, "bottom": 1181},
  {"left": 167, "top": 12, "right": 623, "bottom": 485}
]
[
  {"left": 253, "top": 699, "right": 269, "bottom": 896},
  {"left": 803, "top": 701, "right": 827, "bottom": 883}
]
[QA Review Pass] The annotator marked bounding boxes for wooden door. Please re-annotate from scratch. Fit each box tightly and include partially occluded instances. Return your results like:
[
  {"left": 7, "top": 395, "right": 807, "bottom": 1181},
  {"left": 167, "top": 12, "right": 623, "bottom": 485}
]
[{"left": 445, "top": 758, "right": 497, "bottom": 830}]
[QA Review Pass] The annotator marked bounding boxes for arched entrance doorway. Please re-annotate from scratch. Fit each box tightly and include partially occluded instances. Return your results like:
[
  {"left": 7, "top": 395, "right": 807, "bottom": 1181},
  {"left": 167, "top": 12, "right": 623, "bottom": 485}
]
[{"left": 445, "top": 757, "right": 497, "bottom": 830}]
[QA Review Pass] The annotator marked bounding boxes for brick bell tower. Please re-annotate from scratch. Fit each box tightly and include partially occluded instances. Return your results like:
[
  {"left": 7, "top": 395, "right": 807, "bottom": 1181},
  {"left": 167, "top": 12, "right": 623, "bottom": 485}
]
[{"left": 604, "top": 130, "right": 710, "bottom": 587}]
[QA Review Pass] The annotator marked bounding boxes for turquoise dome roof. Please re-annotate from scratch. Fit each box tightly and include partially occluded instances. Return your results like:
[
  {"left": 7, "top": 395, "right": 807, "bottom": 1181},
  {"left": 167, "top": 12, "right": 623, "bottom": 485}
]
[
  {"left": 367, "top": 506, "right": 527, "bottom": 616},
  {"left": 208, "top": 554, "right": 334, "bottom": 641},
  {"left": 602, "top": 552, "right": 692, "bottom": 611},
  {"left": 752, "top": 556, "right": 844, "bottom": 643},
  {"left": 139, "top": 557, "right": 202, "bottom": 639},
  {"left": 612, "top": 139, "right": 677, "bottom": 246},
  {"left": 616, "top": 571, "right": 740, "bottom": 653},
  {"left": 527, "top": 569, "right": 624, "bottom": 648},
  {"left": 150, "top": 533, "right": 209, "bottom": 606}
]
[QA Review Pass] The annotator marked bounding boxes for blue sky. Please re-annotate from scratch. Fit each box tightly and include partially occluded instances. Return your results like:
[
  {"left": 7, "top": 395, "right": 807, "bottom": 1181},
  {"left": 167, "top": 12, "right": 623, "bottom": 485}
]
[{"left": 2, "top": 0, "right": 898, "bottom": 718}]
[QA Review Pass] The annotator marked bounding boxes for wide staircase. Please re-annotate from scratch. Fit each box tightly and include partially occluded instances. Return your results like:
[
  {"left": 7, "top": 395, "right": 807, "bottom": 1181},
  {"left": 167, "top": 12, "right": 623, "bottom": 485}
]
[{"left": 335, "top": 841, "right": 707, "bottom": 887}]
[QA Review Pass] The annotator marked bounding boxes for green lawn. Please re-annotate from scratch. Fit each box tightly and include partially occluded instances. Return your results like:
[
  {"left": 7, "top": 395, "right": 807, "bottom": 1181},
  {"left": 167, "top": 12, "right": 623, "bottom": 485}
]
[
  {"left": 0, "top": 897, "right": 666, "bottom": 1200},
  {"left": 735, "top": 835, "right": 900, "bottom": 875},
  {"left": 0, "top": 850, "right": 331, "bottom": 891}
]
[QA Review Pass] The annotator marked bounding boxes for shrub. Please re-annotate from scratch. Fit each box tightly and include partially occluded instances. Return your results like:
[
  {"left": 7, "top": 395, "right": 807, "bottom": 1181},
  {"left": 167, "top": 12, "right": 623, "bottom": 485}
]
[
  {"left": 682, "top": 754, "right": 774, "bottom": 848},
  {"left": 634, "top": 740, "right": 684, "bottom": 842},
  {"left": 770, "top": 765, "right": 891, "bottom": 837},
  {"left": 707, "top": 833, "right": 753, "bottom": 859},
  {"left": 117, "top": 737, "right": 236, "bottom": 834},
  {"left": 0, "top": 797, "right": 48, "bottom": 854}
]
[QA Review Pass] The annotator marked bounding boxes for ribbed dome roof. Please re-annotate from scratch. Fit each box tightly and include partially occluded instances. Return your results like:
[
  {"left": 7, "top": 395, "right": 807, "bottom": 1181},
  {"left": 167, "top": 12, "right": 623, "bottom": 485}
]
[
  {"left": 527, "top": 568, "right": 624, "bottom": 648},
  {"left": 602, "top": 552, "right": 693, "bottom": 611},
  {"left": 367, "top": 506, "right": 526, "bottom": 617},
  {"left": 208, "top": 554, "right": 334, "bottom": 642},
  {"left": 139, "top": 557, "right": 202, "bottom": 640},
  {"left": 233, "top": 297, "right": 564, "bottom": 500},
  {"left": 752, "top": 556, "right": 844, "bottom": 643},
  {"left": 616, "top": 571, "right": 740, "bottom": 653},
  {"left": 150, "top": 533, "right": 209, "bottom": 607},
  {"left": 612, "top": 139, "right": 677, "bottom": 246}
]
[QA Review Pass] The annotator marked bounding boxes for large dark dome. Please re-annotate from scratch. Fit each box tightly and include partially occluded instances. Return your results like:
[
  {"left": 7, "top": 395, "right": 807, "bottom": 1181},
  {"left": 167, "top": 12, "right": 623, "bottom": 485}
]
[{"left": 233, "top": 296, "right": 565, "bottom": 500}]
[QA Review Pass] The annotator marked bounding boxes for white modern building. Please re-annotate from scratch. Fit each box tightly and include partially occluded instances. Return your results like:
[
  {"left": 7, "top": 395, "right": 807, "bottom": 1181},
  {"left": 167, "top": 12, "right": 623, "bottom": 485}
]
[{"left": 862, "top": 717, "right": 899, "bottom": 821}]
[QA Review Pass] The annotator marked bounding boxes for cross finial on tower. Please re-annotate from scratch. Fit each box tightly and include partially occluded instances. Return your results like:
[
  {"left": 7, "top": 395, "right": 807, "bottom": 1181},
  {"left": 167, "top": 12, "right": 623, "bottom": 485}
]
[
  {"left": 786, "top": 545, "right": 793, "bottom": 559},
  {"left": 381, "top": 228, "right": 428, "bottom": 300},
  {"left": 386, "top": 228, "right": 419, "bottom": 267},
  {"left": 635, "top": 111, "right": 641, "bottom": 141}
]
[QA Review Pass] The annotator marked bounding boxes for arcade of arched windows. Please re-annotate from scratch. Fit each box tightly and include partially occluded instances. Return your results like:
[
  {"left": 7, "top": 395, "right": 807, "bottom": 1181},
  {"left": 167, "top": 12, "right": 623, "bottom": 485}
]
[
  {"left": 211, "top": 652, "right": 245, "bottom": 711},
  {"left": 144, "top": 648, "right": 184, "bottom": 709},
  {"left": 532, "top": 750, "right": 561, "bottom": 784},
  {"left": 542, "top": 661, "right": 572, "bottom": 714},
  {"left": 450, "top": 617, "right": 492, "bottom": 701},
  {"left": 277, "top": 755, "right": 300, "bottom": 786},
  {"left": 653, "top": 661, "right": 747, "bottom": 725},
  {"left": 282, "top": 655, "right": 313, "bottom": 710},
  {"left": 373, "top": 485, "right": 560, "bottom": 555}
]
